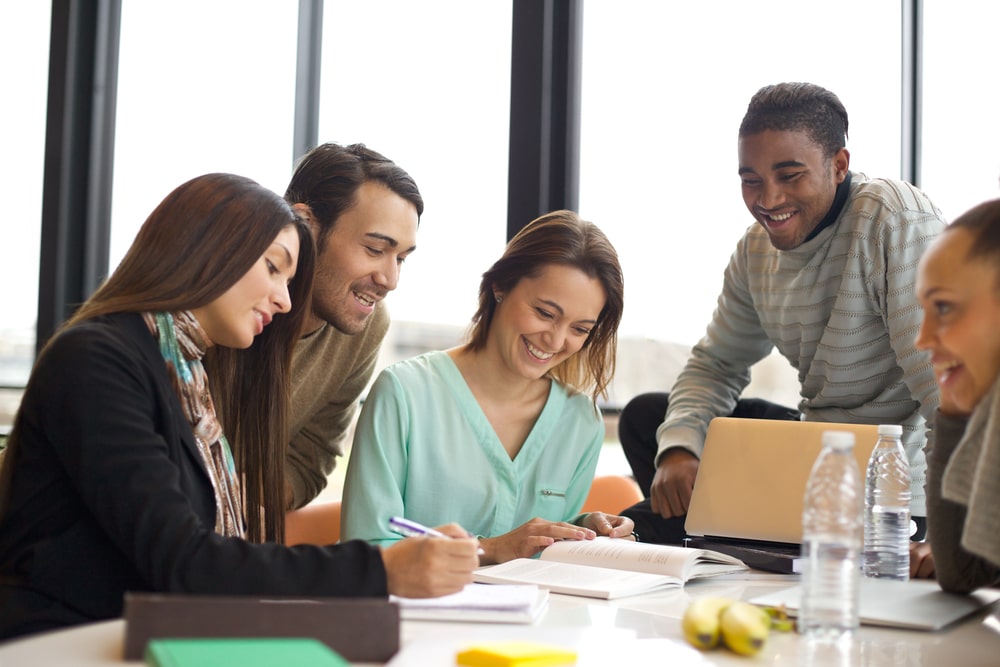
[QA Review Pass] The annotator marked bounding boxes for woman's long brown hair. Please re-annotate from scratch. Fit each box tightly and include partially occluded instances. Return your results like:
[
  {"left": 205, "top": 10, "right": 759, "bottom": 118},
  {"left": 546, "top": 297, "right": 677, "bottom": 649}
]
[
  {"left": 0, "top": 173, "right": 315, "bottom": 543},
  {"left": 466, "top": 210, "right": 624, "bottom": 402}
]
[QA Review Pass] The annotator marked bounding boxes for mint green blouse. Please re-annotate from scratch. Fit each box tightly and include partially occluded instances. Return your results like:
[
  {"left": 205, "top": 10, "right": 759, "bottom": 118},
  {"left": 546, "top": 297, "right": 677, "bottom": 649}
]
[{"left": 341, "top": 351, "right": 604, "bottom": 545}]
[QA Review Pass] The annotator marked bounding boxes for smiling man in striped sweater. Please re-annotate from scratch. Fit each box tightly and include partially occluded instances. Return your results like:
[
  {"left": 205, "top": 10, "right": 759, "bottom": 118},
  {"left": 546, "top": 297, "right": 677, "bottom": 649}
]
[{"left": 619, "top": 83, "right": 945, "bottom": 566}]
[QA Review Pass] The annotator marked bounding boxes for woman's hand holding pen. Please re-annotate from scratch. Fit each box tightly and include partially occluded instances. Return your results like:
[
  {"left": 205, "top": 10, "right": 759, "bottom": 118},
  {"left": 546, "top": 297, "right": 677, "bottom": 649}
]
[{"left": 381, "top": 523, "right": 480, "bottom": 598}]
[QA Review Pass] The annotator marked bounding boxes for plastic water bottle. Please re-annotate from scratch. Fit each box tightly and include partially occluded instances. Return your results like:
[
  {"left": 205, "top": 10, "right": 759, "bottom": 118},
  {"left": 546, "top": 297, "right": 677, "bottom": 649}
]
[
  {"left": 863, "top": 424, "right": 911, "bottom": 580},
  {"left": 799, "top": 430, "right": 862, "bottom": 639}
]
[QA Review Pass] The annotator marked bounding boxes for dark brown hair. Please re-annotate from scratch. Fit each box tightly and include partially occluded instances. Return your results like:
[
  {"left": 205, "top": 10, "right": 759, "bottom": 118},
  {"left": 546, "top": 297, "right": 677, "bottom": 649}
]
[
  {"left": 467, "top": 210, "right": 624, "bottom": 402},
  {"left": 946, "top": 197, "right": 1000, "bottom": 271},
  {"left": 0, "top": 173, "right": 314, "bottom": 543},
  {"left": 284, "top": 142, "right": 423, "bottom": 249}
]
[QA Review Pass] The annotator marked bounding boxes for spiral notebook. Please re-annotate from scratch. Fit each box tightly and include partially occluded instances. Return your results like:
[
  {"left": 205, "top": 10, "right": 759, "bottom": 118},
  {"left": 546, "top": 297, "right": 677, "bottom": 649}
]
[{"left": 683, "top": 417, "right": 881, "bottom": 573}]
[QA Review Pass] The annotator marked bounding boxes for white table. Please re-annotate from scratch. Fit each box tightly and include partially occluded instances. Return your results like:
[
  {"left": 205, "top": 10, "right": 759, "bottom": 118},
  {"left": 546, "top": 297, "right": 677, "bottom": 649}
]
[{"left": 2, "top": 575, "right": 999, "bottom": 666}]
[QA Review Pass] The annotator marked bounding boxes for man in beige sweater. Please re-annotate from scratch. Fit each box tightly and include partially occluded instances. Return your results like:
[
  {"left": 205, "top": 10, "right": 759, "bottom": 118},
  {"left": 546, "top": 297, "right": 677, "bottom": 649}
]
[{"left": 282, "top": 142, "right": 422, "bottom": 509}]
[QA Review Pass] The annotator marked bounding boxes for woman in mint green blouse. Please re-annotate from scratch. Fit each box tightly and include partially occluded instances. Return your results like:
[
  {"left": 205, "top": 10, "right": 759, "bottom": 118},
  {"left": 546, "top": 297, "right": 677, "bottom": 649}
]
[{"left": 342, "top": 210, "right": 632, "bottom": 564}]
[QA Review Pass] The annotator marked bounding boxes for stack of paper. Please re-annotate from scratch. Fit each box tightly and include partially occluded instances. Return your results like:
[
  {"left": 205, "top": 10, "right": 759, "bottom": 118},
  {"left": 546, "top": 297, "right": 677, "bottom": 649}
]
[{"left": 392, "top": 584, "right": 549, "bottom": 624}]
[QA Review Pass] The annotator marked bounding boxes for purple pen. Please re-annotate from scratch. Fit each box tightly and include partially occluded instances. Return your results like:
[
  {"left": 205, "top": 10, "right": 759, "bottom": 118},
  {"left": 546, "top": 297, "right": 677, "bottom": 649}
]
[
  {"left": 388, "top": 516, "right": 485, "bottom": 555},
  {"left": 388, "top": 516, "right": 448, "bottom": 539}
]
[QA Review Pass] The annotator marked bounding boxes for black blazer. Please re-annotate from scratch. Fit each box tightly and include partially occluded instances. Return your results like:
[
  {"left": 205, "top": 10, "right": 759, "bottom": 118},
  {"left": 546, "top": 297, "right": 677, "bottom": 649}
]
[{"left": 0, "top": 313, "right": 386, "bottom": 640}]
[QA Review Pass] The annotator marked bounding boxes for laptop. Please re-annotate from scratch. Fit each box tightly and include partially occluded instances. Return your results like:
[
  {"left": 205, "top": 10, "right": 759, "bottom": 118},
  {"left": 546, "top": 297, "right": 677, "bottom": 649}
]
[
  {"left": 683, "top": 417, "right": 881, "bottom": 573},
  {"left": 749, "top": 578, "right": 1000, "bottom": 631}
]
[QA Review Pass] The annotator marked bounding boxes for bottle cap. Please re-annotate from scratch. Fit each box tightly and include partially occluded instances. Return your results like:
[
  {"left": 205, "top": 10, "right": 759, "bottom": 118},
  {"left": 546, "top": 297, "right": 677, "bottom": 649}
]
[
  {"left": 878, "top": 424, "right": 903, "bottom": 436},
  {"left": 822, "top": 430, "right": 855, "bottom": 450}
]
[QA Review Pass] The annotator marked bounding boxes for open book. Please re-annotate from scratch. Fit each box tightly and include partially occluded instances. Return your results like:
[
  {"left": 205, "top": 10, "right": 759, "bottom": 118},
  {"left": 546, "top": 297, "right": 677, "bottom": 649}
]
[{"left": 473, "top": 537, "right": 747, "bottom": 600}]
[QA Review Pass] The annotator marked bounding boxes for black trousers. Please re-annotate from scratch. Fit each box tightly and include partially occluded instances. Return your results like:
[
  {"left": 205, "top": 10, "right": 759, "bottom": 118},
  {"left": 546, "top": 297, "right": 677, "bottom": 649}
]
[{"left": 618, "top": 392, "right": 801, "bottom": 545}]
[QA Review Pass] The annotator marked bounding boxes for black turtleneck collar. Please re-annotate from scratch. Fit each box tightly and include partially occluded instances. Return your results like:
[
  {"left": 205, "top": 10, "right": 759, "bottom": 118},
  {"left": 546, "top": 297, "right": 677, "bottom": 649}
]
[{"left": 803, "top": 171, "right": 852, "bottom": 244}]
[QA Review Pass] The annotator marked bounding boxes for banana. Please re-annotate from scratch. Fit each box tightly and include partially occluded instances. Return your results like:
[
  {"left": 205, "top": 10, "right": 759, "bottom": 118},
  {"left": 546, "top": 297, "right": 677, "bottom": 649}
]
[
  {"left": 762, "top": 604, "right": 796, "bottom": 633},
  {"left": 719, "top": 600, "right": 771, "bottom": 657},
  {"left": 681, "top": 596, "right": 734, "bottom": 650}
]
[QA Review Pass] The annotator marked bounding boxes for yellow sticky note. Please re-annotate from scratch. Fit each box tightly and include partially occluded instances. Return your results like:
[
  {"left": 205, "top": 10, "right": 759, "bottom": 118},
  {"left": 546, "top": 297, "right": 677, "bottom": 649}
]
[{"left": 456, "top": 641, "right": 577, "bottom": 667}]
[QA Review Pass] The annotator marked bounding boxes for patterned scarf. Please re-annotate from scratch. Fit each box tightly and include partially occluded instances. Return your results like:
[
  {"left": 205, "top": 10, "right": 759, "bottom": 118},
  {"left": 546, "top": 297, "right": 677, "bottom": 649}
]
[{"left": 144, "top": 311, "right": 246, "bottom": 538}]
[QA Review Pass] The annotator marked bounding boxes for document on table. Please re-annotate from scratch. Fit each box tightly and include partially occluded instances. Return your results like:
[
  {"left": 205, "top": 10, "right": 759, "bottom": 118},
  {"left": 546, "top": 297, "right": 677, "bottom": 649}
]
[{"left": 391, "top": 583, "right": 549, "bottom": 624}]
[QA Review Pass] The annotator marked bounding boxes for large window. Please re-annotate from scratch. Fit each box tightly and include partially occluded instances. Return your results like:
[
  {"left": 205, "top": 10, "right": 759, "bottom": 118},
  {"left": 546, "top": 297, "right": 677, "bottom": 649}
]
[
  {"left": 580, "top": 1, "right": 902, "bottom": 347},
  {"left": 921, "top": 1, "right": 1000, "bottom": 222},
  {"left": 19, "top": 2, "right": 1000, "bottom": 419},
  {"left": 317, "top": 1, "right": 513, "bottom": 338},
  {"left": 110, "top": 1, "right": 299, "bottom": 270},
  {"left": 579, "top": 2, "right": 902, "bottom": 406},
  {"left": 0, "top": 4, "right": 50, "bottom": 425}
]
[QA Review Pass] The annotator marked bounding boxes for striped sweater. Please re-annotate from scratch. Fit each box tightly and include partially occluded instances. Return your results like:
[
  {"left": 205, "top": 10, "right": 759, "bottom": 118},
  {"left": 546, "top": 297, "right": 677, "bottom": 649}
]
[{"left": 657, "top": 173, "right": 945, "bottom": 514}]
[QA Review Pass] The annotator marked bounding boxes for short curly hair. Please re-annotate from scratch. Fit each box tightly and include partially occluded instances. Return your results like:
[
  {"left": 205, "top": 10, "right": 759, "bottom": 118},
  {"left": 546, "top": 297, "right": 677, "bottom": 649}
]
[{"left": 739, "top": 82, "right": 849, "bottom": 159}]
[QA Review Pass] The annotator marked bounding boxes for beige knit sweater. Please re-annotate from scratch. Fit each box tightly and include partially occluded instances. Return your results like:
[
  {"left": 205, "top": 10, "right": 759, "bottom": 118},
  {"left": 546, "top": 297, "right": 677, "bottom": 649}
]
[
  {"left": 656, "top": 173, "right": 945, "bottom": 515},
  {"left": 285, "top": 302, "right": 389, "bottom": 508}
]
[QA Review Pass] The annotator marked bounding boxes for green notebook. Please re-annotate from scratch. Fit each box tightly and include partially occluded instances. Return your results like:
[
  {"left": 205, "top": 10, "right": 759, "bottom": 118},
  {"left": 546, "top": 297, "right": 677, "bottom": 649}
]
[{"left": 144, "top": 638, "right": 348, "bottom": 667}]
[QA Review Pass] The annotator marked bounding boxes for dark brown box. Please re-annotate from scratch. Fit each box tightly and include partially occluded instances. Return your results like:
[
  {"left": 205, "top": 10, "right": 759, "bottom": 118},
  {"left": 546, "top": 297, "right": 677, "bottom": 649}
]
[{"left": 122, "top": 592, "right": 400, "bottom": 662}]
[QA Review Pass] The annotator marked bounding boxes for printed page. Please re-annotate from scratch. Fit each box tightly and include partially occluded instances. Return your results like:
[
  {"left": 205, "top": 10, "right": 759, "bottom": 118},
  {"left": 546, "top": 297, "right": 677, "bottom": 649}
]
[{"left": 537, "top": 537, "right": 702, "bottom": 579}]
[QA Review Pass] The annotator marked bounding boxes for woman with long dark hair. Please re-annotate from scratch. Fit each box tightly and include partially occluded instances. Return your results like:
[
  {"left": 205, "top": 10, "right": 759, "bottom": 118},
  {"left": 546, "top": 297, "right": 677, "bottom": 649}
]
[{"left": 0, "top": 173, "right": 477, "bottom": 640}]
